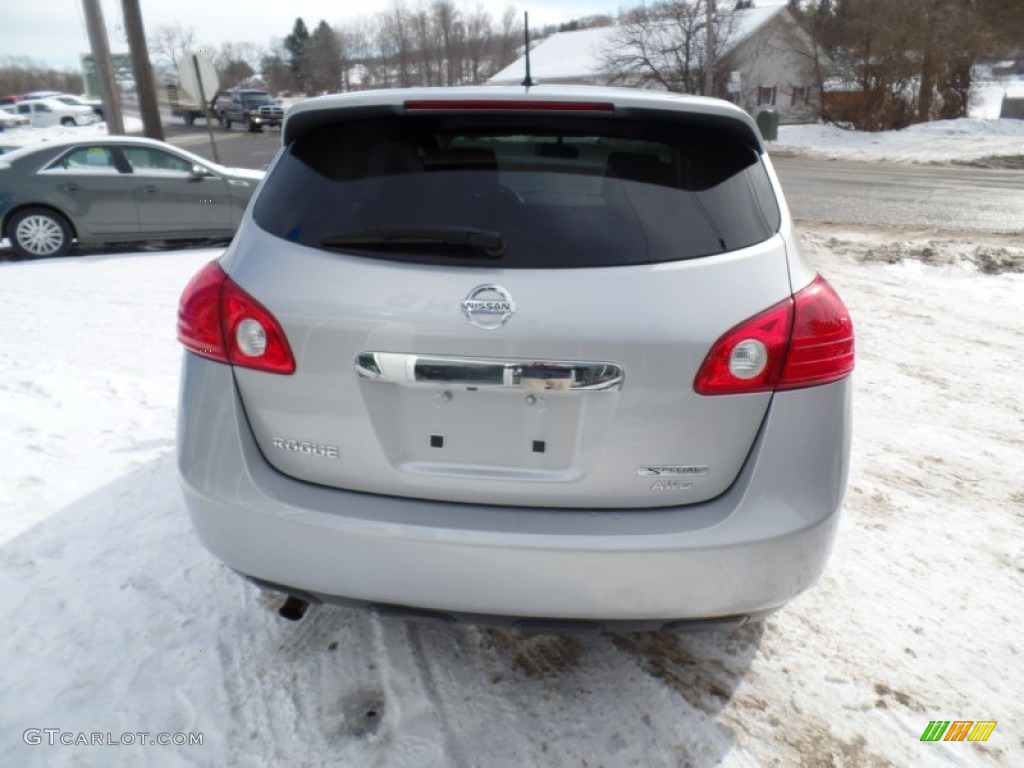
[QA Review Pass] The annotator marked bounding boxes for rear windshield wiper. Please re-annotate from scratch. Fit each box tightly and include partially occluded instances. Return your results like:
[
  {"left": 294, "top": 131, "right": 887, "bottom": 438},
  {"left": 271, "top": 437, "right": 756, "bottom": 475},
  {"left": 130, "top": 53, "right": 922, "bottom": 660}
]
[{"left": 321, "top": 226, "right": 505, "bottom": 258}]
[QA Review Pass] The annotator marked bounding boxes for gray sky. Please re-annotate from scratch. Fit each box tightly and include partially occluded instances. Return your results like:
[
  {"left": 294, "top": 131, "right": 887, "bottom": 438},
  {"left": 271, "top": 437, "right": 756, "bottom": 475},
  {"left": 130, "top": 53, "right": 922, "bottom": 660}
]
[{"left": 3, "top": 0, "right": 620, "bottom": 71}]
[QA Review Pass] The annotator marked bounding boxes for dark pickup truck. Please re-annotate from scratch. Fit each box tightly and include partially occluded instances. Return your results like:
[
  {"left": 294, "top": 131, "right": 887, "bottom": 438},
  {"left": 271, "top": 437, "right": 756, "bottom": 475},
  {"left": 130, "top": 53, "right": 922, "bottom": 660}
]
[{"left": 214, "top": 89, "right": 283, "bottom": 132}]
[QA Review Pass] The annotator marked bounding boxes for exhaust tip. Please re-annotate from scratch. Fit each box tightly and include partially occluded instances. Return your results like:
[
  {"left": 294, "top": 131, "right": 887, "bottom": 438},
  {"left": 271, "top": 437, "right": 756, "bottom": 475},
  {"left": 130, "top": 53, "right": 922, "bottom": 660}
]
[{"left": 279, "top": 596, "right": 310, "bottom": 621}]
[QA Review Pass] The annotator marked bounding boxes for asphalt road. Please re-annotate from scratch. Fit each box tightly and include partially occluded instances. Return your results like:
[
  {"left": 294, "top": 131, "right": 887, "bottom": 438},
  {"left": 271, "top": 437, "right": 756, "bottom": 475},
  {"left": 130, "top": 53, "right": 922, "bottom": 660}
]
[
  {"left": 161, "top": 122, "right": 1024, "bottom": 234},
  {"left": 771, "top": 155, "right": 1024, "bottom": 234},
  {"left": 163, "top": 119, "right": 283, "bottom": 171}
]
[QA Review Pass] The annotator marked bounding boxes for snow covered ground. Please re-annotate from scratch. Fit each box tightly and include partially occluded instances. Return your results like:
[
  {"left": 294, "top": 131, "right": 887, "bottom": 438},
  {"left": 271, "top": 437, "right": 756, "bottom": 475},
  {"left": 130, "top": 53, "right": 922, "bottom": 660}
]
[
  {"left": 773, "top": 74, "right": 1024, "bottom": 165},
  {"left": 0, "top": 115, "right": 145, "bottom": 151},
  {"left": 774, "top": 117, "right": 1024, "bottom": 166},
  {"left": 0, "top": 225, "right": 1021, "bottom": 766}
]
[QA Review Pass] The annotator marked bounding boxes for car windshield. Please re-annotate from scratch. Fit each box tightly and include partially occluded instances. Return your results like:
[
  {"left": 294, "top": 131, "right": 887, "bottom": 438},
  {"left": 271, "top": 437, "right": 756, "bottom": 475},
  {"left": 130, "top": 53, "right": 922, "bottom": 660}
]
[
  {"left": 254, "top": 113, "right": 780, "bottom": 268},
  {"left": 240, "top": 93, "right": 272, "bottom": 104}
]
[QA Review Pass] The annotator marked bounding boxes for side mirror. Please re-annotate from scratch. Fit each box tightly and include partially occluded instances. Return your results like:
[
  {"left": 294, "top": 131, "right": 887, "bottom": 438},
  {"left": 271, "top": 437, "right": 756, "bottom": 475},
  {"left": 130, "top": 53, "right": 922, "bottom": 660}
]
[{"left": 190, "top": 164, "right": 213, "bottom": 179}]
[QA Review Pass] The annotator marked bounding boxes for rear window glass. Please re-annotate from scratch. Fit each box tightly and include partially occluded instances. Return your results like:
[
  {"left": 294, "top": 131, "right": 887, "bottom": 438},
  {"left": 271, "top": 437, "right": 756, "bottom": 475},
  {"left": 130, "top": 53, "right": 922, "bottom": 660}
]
[{"left": 254, "top": 114, "right": 780, "bottom": 268}]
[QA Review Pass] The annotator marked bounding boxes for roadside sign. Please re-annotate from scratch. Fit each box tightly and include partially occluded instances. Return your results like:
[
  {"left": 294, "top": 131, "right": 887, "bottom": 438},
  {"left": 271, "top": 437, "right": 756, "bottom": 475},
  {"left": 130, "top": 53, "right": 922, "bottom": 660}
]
[
  {"left": 178, "top": 51, "right": 221, "bottom": 164},
  {"left": 178, "top": 51, "right": 219, "bottom": 106}
]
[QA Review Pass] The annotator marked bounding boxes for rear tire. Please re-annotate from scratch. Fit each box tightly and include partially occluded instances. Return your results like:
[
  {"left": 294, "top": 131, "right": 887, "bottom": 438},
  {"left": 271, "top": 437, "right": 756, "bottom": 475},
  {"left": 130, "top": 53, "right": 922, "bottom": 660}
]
[
  {"left": 8, "top": 207, "right": 73, "bottom": 258},
  {"left": 184, "top": 113, "right": 195, "bottom": 126},
  {"left": 220, "top": 114, "right": 231, "bottom": 131}
]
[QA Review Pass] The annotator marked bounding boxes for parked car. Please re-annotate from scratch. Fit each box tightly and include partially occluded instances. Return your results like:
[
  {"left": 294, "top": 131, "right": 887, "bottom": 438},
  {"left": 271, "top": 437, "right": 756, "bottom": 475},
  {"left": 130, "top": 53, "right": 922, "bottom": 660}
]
[
  {"left": 26, "top": 92, "right": 105, "bottom": 120},
  {"left": 176, "top": 86, "right": 855, "bottom": 631},
  {"left": 0, "top": 105, "right": 32, "bottom": 129},
  {"left": 0, "top": 136, "right": 263, "bottom": 257},
  {"left": 14, "top": 98, "right": 98, "bottom": 128}
]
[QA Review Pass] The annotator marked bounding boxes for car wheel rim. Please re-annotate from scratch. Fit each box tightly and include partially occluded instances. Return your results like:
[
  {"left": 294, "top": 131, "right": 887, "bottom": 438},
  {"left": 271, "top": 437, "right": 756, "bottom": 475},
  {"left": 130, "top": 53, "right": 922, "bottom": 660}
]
[{"left": 16, "top": 215, "right": 64, "bottom": 256}]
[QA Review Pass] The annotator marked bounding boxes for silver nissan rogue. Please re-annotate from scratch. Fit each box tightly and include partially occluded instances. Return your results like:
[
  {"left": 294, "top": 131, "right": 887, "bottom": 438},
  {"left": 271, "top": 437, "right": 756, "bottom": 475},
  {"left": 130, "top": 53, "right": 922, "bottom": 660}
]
[{"left": 176, "top": 86, "right": 854, "bottom": 631}]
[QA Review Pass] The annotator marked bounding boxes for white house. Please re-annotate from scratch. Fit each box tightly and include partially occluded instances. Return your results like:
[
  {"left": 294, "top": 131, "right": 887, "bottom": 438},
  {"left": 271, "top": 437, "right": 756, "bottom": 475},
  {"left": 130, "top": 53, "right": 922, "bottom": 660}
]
[{"left": 489, "top": 2, "right": 825, "bottom": 124}]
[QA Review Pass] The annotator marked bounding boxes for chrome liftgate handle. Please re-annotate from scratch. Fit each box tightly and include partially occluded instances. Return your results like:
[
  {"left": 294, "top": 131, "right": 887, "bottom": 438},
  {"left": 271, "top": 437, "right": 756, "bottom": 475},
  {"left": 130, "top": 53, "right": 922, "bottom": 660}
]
[{"left": 355, "top": 352, "right": 624, "bottom": 392}]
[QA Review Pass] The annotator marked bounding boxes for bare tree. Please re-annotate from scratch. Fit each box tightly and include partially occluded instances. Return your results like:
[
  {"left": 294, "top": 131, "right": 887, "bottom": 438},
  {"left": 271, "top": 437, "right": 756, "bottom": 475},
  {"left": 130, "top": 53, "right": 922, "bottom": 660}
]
[
  {"left": 791, "top": 0, "right": 1022, "bottom": 129},
  {"left": 916, "top": 0, "right": 991, "bottom": 120},
  {"left": 601, "top": 1, "right": 736, "bottom": 94},
  {"left": 764, "top": 1, "right": 837, "bottom": 121},
  {"left": 336, "top": 16, "right": 381, "bottom": 90},
  {"left": 216, "top": 42, "right": 263, "bottom": 88},
  {"left": 412, "top": 7, "right": 438, "bottom": 86},
  {"left": 155, "top": 3, "right": 609, "bottom": 95},
  {"left": 0, "top": 56, "right": 84, "bottom": 95},
  {"left": 433, "top": 0, "right": 465, "bottom": 86},
  {"left": 260, "top": 38, "right": 297, "bottom": 94},
  {"left": 380, "top": 1, "right": 415, "bottom": 87},
  {"left": 149, "top": 23, "right": 198, "bottom": 75},
  {"left": 495, "top": 6, "right": 522, "bottom": 72},
  {"left": 463, "top": 5, "right": 493, "bottom": 83}
]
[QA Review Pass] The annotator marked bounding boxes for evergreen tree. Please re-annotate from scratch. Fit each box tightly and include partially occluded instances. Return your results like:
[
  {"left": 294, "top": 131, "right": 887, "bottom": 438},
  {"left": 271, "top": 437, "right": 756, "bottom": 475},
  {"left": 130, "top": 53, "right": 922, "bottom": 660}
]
[{"left": 284, "top": 18, "right": 311, "bottom": 93}]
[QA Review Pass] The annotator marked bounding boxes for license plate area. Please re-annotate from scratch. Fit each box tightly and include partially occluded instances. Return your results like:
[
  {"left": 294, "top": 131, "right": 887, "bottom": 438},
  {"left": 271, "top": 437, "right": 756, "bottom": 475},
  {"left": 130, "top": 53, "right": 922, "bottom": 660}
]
[{"left": 356, "top": 353, "right": 623, "bottom": 480}]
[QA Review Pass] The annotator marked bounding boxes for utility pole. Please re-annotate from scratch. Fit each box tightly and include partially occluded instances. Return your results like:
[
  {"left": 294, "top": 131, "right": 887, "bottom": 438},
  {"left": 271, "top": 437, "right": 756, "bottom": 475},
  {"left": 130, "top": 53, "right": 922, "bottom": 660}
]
[
  {"left": 121, "top": 0, "right": 164, "bottom": 140},
  {"left": 705, "top": 0, "right": 715, "bottom": 97},
  {"left": 81, "top": 0, "right": 125, "bottom": 134}
]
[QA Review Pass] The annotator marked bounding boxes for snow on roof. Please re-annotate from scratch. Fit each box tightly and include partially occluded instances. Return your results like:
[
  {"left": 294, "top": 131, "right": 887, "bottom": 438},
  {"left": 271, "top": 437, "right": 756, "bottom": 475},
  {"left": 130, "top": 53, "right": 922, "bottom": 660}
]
[
  {"left": 489, "top": 3, "right": 786, "bottom": 84},
  {"left": 492, "top": 26, "right": 611, "bottom": 83}
]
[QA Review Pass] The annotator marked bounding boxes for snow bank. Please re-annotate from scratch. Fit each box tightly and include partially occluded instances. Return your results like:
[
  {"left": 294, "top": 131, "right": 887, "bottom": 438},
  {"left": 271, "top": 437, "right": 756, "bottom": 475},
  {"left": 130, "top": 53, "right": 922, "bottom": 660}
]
[
  {"left": 0, "top": 234, "right": 1021, "bottom": 766},
  {"left": 771, "top": 73, "right": 1024, "bottom": 164},
  {"left": 0, "top": 115, "right": 146, "bottom": 150},
  {"left": 774, "top": 116, "right": 1024, "bottom": 165}
]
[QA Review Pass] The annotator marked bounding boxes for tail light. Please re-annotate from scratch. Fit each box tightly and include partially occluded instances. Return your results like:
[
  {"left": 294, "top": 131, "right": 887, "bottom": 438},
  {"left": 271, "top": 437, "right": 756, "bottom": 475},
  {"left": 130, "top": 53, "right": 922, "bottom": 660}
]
[
  {"left": 177, "top": 261, "right": 295, "bottom": 375},
  {"left": 695, "top": 275, "right": 853, "bottom": 395}
]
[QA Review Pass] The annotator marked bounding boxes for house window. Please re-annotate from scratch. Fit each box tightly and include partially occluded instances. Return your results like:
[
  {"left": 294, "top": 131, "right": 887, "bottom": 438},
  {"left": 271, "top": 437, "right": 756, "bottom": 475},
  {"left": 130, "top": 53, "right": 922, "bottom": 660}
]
[
  {"left": 791, "top": 86, "right": 813, "bottom": 106},
  {"left": 757, "top": 86, "right": 777, "bottom": 106}
]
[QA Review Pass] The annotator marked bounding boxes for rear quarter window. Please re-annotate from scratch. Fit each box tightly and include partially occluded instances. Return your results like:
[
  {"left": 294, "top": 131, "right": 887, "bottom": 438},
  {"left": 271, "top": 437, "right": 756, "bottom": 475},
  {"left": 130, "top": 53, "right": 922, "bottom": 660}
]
[{"left": 254, "top": 113, "right": 781, "bottom": 268}]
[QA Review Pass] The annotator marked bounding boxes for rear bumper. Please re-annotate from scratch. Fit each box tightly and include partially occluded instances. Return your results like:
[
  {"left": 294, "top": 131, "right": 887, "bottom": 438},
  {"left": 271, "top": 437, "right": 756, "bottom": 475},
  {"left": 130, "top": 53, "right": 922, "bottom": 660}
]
[{"left": 177, "top": 355, "right": 851, "bottom": 623}]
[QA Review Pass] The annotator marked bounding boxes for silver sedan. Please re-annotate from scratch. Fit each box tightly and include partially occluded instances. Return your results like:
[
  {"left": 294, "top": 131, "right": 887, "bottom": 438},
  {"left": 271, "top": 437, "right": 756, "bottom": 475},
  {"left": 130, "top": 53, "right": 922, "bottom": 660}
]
[{"left": 0, "top": 136, "right": 263, "bottom": 258}]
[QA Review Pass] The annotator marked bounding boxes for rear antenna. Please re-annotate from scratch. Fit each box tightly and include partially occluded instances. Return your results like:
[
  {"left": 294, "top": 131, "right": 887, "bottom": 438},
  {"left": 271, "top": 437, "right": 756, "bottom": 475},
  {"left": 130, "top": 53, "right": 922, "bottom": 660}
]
[{"left": 521, "top": 12, "right": 535, "bottom": 87}]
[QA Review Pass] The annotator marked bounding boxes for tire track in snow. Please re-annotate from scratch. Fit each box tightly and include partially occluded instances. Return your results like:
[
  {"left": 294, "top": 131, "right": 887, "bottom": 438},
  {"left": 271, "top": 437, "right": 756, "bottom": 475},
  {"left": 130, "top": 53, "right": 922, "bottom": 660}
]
[
  {"left": 261, "top": 602, "right": 396, "bottom": 763},
  {"left": 406, "top": 622, "right": 471, "bottom": 767},
  {"left": 211, "top": 597, "right": 384, "bottom": 766},
  {"left": 211, "top": 600, "right": 310, "bottom": 768},
  {"left": 605, "top": 628, "right": 762, "bottom": 767},
  {"left": 382, "top": 625, "right": 734, "bottom": 766}
]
